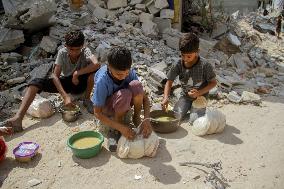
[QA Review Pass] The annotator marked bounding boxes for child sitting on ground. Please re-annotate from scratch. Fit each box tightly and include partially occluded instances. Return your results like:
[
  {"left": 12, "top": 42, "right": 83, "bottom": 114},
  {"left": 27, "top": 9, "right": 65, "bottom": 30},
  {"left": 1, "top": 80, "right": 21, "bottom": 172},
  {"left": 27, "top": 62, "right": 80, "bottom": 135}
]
[{"left": 161, "top": 33, "right": 217, "bottom": 120}]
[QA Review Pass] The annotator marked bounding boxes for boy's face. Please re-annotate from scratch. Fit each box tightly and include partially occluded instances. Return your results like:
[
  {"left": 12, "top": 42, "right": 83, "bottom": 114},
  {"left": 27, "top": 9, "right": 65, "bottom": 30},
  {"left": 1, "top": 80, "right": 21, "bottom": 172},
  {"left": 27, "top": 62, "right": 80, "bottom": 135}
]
[
  {"left": 66, "top": 45, "right": 83, "bottom": 59},
  {"left": 182, "top": 51, "right": 199, "bottom": 67},
  {"left": 109, "top": 66, "right": 130, "bottom": 81}
]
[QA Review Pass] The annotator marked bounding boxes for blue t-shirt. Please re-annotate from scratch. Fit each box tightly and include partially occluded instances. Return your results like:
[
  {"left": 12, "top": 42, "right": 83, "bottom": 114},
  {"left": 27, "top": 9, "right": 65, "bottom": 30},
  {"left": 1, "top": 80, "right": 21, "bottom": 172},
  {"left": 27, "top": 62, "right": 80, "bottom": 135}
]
[{"left": 92, "top": 65, "right": 139, "bottom": 107}]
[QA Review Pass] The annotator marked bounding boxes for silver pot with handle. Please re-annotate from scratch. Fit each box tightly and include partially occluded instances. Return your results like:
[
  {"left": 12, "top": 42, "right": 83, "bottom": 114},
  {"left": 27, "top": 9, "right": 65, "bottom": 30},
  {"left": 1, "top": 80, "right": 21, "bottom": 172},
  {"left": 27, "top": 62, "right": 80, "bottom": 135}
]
[{"left": 59, "top": 104, "right": 81, "bottom": 122}]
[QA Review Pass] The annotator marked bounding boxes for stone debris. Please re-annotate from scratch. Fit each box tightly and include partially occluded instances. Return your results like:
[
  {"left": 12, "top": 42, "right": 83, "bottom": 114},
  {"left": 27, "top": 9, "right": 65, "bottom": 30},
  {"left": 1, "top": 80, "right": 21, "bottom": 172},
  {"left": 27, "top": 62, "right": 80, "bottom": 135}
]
[
  {"left": 141, "top": 21, "right": 159, "bottom": 37},
  {"left": 107, "top": 0, "right": 128, "bottom": 10},
  {"left": 160, "top": 9, "right": 174, "bottom": 19},
  {"left": 39, "top": 36, "right": 58, "bottom": 54},
  {"left": 162, "top": 28, "right": 182, "bottom": 50},
  {"left": 153, "top": 17, "right": 171, "bottom": 34},
  {"left": 27, "top": 178, "right": 42, "bottom": 187},
  {"left": 0, "top": 0, "right": 284, "bottom": 119},
  {"left": 3, "top": 0, "right": 56, "bottom": 32},
  {"left": 7, "top": 76, "right": 26, "bottom": 85},
  {"left": 154, "top": 0, "right": 169, "bottom": 9},
  {"left": 0, "top": 28, "right": 25, "bottom": 52},
  {"left": 139, "top": 13, "right": 154, "bottom": 23},
  {"left": 227, "top": 91, "right": 242, "bottom": 103}
]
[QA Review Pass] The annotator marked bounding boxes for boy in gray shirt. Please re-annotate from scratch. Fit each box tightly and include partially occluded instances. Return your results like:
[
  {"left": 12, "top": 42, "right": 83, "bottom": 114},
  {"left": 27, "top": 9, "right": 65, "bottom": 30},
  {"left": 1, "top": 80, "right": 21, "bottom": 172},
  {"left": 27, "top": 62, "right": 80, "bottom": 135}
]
[
  {"left": 161, "top": 33, "right": 217, "bottom": 120},
  {"left": 4, "top": 30, "right": 100, "bottom": 132}
]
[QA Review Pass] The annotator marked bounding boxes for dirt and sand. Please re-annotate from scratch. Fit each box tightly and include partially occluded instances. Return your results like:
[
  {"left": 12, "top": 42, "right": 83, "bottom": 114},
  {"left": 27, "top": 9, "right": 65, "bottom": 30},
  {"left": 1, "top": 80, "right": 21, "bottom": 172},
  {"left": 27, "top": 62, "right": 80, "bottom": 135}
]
[{"left": 0, "top": 96, "right": 284, "bottom": 189}]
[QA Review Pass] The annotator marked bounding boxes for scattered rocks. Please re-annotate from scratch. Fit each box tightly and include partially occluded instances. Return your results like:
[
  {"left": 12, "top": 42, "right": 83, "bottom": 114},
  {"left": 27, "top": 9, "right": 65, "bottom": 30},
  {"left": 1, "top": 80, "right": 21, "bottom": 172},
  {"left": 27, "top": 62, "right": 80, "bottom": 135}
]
[
  {"left": 139, "top": 13, "right": 154, "bottom": 23},
  {"left": 214, "top": 35, "right": 241, "bottom": 56},
  {"left": 162, "top": 28, "right": 182, "bottom": 50},
  {"left": 227, "top": 91, "right": 242, "bottom": 103},
  {"left": 7, "top": 76, "right": 26, "bottom": 85},
  {"left": 227, "top": 53, "right": 252, "bottom": 74},
  {"left": 0, "top": 0, "right": 283, "bottom": 113},
  {"left": 160, "top": 9, "right": 174, "bottom": 19},
  {"left": 0, "top": 28, "right": 25, "bottom": 52},
  {"left": 153, "top": 17, "right": 171, "bottom": 34},
  {"left": 228, "top": 33, "right": 241, "bottom": 47},
  {"left": 119, "top": 11, "right": 139, "bottom": 24},
  {"left": 241, "top": 91, "right": 261, "bottom": 105},
  {"left": 107, "top": 0, "right": 128, "bottom": 10},
  {"left": 141, "top": 21, "right": 158, "bottom": 38},
  {"left": 27, "top": 178, "right": 42, "bottom": 187},
  {"left": 39, "top": 36, "right": 58, "bottom": 54},
  {"left": 19, "top": 0, "right": 56, "bottom": 32}
]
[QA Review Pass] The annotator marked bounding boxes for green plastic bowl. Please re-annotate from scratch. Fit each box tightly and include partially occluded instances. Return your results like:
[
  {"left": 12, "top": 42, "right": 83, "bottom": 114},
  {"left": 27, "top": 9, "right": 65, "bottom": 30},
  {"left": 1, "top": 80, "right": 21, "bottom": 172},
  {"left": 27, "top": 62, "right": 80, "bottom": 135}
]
[{"left": 67, "top": 131, "right": 104, "bottom": 159}]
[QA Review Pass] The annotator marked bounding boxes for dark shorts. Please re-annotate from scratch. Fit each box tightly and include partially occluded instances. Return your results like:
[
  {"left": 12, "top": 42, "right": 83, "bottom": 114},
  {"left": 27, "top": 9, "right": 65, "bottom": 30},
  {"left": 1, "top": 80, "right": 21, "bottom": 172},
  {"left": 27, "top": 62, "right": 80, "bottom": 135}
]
[{"left": 28, "top": 73, "right": 92, "bottom": 94}]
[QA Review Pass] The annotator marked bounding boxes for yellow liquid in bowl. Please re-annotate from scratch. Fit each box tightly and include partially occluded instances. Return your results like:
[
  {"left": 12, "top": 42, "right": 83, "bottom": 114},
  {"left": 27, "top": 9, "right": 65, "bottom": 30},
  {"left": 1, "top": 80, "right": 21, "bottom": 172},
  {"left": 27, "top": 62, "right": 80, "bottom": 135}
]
[
  {"left": 155, "top": 116, "right": 176, "bottom": 122},
  {"left": 72, "top": 137, "right": 101, "bottom": 149}
]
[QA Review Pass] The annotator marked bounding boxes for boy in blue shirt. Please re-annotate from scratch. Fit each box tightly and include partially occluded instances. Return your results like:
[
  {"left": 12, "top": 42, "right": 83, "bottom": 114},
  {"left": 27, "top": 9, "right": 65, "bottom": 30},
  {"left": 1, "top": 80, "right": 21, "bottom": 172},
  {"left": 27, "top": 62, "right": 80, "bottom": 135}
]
[{"left": 92, "top": 47, "right": 152, "bottom": 150}]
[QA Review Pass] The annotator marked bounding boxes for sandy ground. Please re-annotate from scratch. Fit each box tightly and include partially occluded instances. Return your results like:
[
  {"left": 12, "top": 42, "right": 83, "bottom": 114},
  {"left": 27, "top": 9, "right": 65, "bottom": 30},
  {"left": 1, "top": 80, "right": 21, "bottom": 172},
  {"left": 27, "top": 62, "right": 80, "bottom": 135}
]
[{"left": 0, "top": 96, "right": 284, "bottom": 189}]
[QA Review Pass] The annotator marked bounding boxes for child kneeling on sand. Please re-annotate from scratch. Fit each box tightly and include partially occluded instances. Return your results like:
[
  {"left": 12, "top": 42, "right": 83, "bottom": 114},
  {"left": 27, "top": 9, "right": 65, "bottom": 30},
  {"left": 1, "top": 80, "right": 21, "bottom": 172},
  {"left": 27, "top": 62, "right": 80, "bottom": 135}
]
[{"left": 92, "top": 46, "right": 152, "bottom": 152}]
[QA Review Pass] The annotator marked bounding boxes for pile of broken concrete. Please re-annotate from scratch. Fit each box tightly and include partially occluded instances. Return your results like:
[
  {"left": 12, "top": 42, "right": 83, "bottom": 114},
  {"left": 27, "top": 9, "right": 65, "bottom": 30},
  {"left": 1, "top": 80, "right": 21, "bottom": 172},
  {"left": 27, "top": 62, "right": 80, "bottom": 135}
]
[{"left": 0, "top": 0, "right": 284, "bottom": 122}]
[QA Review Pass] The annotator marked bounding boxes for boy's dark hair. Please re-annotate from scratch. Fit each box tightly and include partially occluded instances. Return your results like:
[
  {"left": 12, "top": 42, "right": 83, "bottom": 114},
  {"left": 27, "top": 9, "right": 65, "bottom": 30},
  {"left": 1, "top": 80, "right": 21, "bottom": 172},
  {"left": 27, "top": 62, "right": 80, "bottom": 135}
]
[
  {"left": 179, "top": 33, "right": 199, "bottom": 53},
  {"left": 107, "top": 46, "right": 132, "bottom": 71},
  {"left": 65, "top": 30, "right": 85, "bottom": 47}
]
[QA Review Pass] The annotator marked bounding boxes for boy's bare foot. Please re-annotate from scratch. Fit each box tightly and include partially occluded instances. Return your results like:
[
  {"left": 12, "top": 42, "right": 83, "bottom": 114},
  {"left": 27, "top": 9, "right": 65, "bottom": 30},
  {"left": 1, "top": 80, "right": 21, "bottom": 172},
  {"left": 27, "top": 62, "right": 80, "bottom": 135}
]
[{"left": 3, "top": 116, "right": 23, "bottom": 133}]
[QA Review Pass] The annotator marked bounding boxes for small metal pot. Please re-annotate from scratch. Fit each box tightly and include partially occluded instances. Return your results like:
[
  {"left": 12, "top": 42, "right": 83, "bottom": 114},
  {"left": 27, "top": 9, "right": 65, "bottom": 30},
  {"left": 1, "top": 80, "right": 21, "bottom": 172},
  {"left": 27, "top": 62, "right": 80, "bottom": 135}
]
[
  {"left": 150, "top": 110, "right": 180, "bottom": 133},
  {"left": 59, "top": 104, "right": 81, "bottom": 122}
]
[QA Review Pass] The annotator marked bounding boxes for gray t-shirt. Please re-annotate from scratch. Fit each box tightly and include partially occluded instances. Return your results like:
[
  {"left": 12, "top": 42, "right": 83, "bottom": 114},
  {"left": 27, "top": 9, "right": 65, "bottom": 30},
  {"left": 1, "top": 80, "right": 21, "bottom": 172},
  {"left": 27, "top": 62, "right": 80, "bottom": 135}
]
[
  {"left": 167, "top": 57, "right": 216, "bottom": 95},
  {"left": 54, "top": 47, "right": 93, "bottom": 76}
]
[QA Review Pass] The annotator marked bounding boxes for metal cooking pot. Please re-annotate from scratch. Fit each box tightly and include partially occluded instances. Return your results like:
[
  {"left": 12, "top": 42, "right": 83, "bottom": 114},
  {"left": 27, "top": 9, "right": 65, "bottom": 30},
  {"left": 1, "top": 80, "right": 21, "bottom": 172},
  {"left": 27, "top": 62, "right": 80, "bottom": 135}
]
[
  {"left": 150, "top": 110, "right": 180, "bottom": 133},
  {"left": 59, "top": 104, "right": 81, "bottom": 122}
]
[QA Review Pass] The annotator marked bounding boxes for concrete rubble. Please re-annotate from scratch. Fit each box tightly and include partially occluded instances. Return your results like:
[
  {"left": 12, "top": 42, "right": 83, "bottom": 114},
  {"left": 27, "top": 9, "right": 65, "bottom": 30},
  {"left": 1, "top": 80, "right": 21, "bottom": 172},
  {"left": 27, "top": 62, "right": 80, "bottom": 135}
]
[
  {"left": 0, "top": 0, "right": 284, "bottom": 121},
  {"left": 2, "top": 0, "right": 56, "bottom": 32},
  {"left": 39, "top": 36, "right": 58, "bottom": 54},
  {"left": 0, "top": 28, "right": 25, "bottom": 52},
  {"left": 107, "top": 0, "right": 128, "bottom": 10}
]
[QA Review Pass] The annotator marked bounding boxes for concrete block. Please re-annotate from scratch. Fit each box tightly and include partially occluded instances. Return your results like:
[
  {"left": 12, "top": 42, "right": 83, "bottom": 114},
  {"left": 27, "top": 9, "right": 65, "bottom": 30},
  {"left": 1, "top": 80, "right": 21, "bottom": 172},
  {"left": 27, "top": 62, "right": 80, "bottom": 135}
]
[
  {"left": 154, "top": 0, "right": 169, "bottom": 9},
  {"left": 162, "top": 28, "right": 182, "bottom": 50},
  {"left": 130, "top": 0, "right": 143, "bottom": 6},
  {"left": 139, "top": 12, "right": 154, "bottom": 23},
  {"left": 142, "top": 21, "right": 159, "bottom": 37},
  {"left": 107, "top": 0, "right": 128, "bottom": 10},
  {"left": 153, "top": 17, "right": 171, "bottom": 33},
  {"left": 39, "top": 36, "right": 58, "bottom": 54},
  {"left": 19, "top": 0, "right": 57, "bottom": 32},
  {"left": 119, "top": 11, "right": 139, "bottom": 24},
  {"left": 228, "top": 33, "right": 241, "bottom": 46},
  {"left": 146, "top": 0, "right": 160, "bottom": 14},
  {"left": 135, "top": 4, "right": 146, "bottom": 11},
  {"left": 160, "top": 9, "right": 174, "bottom": 19},
  {"left": 0, "top": 28, "right": 25, "bottom": 52},
  {"left": 93, "top": 5, "right": 108, "bottom": 19}
]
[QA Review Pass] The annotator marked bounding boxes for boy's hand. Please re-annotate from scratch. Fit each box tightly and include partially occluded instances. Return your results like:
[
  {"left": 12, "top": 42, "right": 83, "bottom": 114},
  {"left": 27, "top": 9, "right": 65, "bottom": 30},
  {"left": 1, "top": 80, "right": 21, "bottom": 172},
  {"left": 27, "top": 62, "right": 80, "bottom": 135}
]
[
  {"left": 72, "top": 71, "right": 79, "bottom": 85},
  {"left": 188, "top": 89, "right": 200, "bottom": 98},
  {"left": 140, "top": 119, "right": 152, "bottom": 138},
  {"left": 161, "top": 98, "right": 169, "bottom": 112},
  {"left": 0, "top": 127, "right": 13, "bottom": 135},
  {"left": 63, "top": 95, "right": 72, "bottom": 105},
  {"left": 120, "top": 126, "right": 136, "bottom": 140}
]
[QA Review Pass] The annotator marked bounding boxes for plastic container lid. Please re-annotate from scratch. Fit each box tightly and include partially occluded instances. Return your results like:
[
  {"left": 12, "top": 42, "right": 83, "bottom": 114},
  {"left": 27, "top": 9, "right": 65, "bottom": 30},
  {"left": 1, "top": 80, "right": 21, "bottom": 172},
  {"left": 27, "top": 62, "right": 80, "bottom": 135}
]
[{"left": 13, "top": 142, "right": 39, "bottom": 158}]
